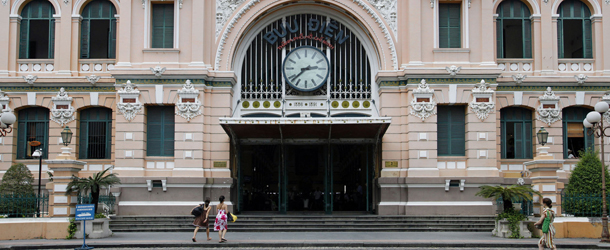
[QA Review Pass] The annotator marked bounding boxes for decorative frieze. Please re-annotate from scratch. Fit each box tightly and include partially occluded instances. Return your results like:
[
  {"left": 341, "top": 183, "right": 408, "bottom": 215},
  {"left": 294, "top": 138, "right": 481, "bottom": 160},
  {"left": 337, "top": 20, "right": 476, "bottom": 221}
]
[
  {"left": 537, "top": 87, "right": 561, "bottom": 125},
  {"left": 410, "top": 80, "right": 436, "bottom": 120},
  {"left": 86, "top": 75, "right": 101, "bottom": 85},
  {"left": 512, "top": 74, "right": 526, "bottom": 85},
  {"left": 175, "top": 80, "right": 203, "bottom": 121},
  {"left": 117, "top": 81, "right": 143, "bottom": 122},
  {"left": 469, "top": 80, "right": 495, "bottom": 121},
  {"left": 24, "top": 75, "right": 37, "bottom": 85},
  {"left": 367, "top": 0, "right": 397, "bottom": 38},
  {"left": 50, "top": 88, "right": 75, "bottom": 127},
  {"left": 150, "top": 66, "right": 166, "bottom": 78},
  {"left": 574, "top": 74, "right": 588, "bottom": 85},
  {"left": 216, "top": 0, "right": 246, "bottom": 37}
]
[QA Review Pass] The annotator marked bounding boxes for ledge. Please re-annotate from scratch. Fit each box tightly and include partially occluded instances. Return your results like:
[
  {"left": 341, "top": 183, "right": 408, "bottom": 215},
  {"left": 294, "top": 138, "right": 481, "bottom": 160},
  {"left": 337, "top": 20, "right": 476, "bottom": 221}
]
[
  {"left": 142, "top": 49, "right": 180, "bottom": 53},
  {"left": 433, "top": 48, "right": 471, "bottom": 53}
]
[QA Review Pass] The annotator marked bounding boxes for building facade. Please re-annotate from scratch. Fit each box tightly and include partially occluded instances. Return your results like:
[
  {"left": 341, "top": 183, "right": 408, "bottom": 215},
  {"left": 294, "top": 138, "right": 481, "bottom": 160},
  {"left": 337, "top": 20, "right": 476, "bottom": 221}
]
[{"left": 0, "top": 0, "right": 609, "bottom": 216}]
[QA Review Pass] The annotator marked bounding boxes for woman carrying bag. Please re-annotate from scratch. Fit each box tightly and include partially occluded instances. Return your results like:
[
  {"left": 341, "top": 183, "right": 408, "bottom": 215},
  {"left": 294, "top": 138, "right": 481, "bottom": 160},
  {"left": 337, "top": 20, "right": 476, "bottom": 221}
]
[
  {"left": 214, "top": 195, "right": 229, "bottom": 243},
  {"left": 191, "top": 198, "right": 212, "bottom": 242},
  {"left": 534, "top": 198, "right": 556, "bottom": 250}
]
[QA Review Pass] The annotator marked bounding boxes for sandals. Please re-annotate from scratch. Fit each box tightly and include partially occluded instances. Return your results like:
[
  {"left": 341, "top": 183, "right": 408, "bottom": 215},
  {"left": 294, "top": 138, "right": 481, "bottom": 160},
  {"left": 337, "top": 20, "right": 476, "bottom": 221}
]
[
  {"left": 192, "top": 238, "right": 196, "bottom": 242},
  {"left": 221, "top": 238, "right": 227, "bottom": 242}
]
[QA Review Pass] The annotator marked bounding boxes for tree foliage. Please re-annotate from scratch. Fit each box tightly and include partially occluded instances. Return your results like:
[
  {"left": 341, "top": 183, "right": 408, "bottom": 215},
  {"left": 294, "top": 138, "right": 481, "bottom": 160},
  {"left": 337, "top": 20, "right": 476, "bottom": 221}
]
[
  {"left": 0, "top": 163, "right": 35, "bottom": 195},
  {"left": 476, "top": 185, "right": 541, "bottom": 211},
  {"left": 66, "top": 167, "right": 120, "bottom": 213},
  {"left": 565, "top": 149, "right": 610, "bottom": 195}
]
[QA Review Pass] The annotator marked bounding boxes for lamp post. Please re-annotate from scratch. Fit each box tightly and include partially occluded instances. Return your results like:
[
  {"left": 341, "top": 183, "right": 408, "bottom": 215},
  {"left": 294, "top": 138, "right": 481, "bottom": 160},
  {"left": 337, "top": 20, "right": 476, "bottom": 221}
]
[
  {"left": 537, "top": 127, "right": 549, "bottom": 146},
  {"left": 0, "top": 108, "right": 16, "bottom": 137},
  {"left": 32, "top": 148, "right": 43, "bottom": 218},
  {"left": 583, "top": 101, "right": 610, "bottom": 242}
]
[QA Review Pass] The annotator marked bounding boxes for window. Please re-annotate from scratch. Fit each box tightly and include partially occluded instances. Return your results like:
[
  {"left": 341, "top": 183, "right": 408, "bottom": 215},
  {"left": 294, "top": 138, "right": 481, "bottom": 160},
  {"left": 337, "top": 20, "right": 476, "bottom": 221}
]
[
  {"left": 19, "top": 0, "right": 55, "bottom": 59},
  {"left": 439, "top": 3, "right": 461, "bottom": 48},
  {"left": 80, "top": 0, "right": 117, "bottom": 59},
  {"left": 496, "top": 0, "right": 532, "bottom": 58},
  {"left": 437, "top": 106, "right": 466, "bottom": 156},
  {"left": 79, "top": 108, "right": 112, "bottom": 159},
  {"left": 146, "top": 106, "right": 174, "bottom": 156},
  {"left": 151, "top": 3, "right": 174, "bottom": 48},
  {"left": 17, "top": 107, "right": 49, "bottom": 159},
  {"left": 501, "top": 107, "right": 533, "bottom": 159},
  {"left": 562, "top": 107, "right": 594, "bottom": 159},
  {"left": 557, "top": 0, "right": 592, "bottom": 58}
]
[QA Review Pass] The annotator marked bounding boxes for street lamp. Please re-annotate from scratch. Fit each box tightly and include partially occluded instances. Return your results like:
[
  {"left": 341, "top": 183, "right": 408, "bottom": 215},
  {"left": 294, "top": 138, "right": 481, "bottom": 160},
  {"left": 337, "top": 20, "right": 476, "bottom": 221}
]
[
  {"left": 537, "top": 127, "right": 549, "bottom": 146},
  {"left": 61, "top": 126, "right": 73, "bottom": 146},
  {"left": 32, "top": 148, "right": 43, "bottom": 218},
  {"left": 583, "top": 101, "right": 610, "bottom": 242},
  {"left": 0, "top": 108, "right": 16, "bottom": 137}
]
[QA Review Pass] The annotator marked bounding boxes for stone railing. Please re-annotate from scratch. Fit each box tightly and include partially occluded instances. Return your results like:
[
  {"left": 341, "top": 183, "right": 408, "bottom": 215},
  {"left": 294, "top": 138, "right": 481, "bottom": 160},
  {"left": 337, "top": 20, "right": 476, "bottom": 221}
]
[
  {"left": 79, "top": 59, "right": 115, "bottom": 74},
  {"left": 558, "top": 59, "right": 594, "bottom": 72},
  {"left": 497, "top": 59, "right": 534, "bottom": 73},
  {"left": 18, "top": 59, "right": 55, "bottom": 73}
]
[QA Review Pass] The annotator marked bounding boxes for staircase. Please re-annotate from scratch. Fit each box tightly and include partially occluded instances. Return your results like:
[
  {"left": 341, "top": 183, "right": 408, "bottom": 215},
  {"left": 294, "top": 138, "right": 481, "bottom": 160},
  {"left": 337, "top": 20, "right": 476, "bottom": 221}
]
[{"left": 109, "top": 214, "right": 495, "bottom": 232}]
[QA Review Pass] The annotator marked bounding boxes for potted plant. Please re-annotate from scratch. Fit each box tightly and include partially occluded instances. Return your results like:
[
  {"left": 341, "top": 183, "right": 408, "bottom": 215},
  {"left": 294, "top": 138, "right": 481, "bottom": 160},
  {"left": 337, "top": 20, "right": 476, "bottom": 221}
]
[
  {"left": 476, "top": 184, "right": 540, "bottom": 238},
  {"left": 66, "top": 168, "right": 120, "bottom": 239}
]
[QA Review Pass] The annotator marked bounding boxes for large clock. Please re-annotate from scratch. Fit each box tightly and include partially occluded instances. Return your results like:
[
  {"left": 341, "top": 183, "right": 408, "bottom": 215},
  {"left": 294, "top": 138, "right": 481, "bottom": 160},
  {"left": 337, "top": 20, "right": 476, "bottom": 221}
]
[{"left": 282, "top": 46, "right": 330, "bottom": 92}]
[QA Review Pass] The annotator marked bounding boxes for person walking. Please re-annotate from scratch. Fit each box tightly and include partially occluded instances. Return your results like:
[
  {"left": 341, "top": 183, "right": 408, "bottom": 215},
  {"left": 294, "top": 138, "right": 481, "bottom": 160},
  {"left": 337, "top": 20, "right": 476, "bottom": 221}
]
[
  {"left": 191, "top": 198, "right": 212, "bottom": 242},
  {"left": 214, "top": 195, "right": 229, "bottom": 243},
  {"left": 535, "top": 198, "right": 557, "bottom": 250}
]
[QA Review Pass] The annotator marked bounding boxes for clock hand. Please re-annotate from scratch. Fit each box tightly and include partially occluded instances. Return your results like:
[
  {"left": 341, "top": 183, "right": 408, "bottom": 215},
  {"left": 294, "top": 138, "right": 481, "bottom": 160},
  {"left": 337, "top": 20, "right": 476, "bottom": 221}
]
[
  {"left": 290, "top": 71, "right": 305, "bottom": 81},
  {"left": 308, "top": 66, "right": 318, "bottom": 70}
]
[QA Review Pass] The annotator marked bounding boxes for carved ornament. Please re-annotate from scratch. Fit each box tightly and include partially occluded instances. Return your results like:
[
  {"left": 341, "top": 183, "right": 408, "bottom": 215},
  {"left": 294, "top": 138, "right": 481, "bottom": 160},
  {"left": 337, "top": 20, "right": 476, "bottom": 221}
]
[
  {"left": 367, "top": 0, "right": 397, "bottom": 38},
  {"left": 117, "top": 81, "right": 143, "bottom": 122},
  {"left": 176, "top": 80, "right": 203, "bottom": 121},
  {"left": 24, "top": 75, "right": 37, "bottom": 85},
  {"left": 469, "top": 80, "right": 495, "bottom": 121},
  {"left": 537, "top": 87, "right": 561, "bottom": 125},
  {"left": 50, "top": 88, "right": 75, "bottom": 127},
  {"left": 410, "top": 80, "right": 436, "bottom": 120}
]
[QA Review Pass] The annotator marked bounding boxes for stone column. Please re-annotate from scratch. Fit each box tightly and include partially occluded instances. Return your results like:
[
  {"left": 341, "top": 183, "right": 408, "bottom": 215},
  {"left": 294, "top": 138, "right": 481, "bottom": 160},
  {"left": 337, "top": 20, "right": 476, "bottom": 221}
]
[
  {"left": 47, "top": 143, "right": 86, "bottom": 217},
  {"left": 524, "top": 146, "right": 565, "bottom": 216}
]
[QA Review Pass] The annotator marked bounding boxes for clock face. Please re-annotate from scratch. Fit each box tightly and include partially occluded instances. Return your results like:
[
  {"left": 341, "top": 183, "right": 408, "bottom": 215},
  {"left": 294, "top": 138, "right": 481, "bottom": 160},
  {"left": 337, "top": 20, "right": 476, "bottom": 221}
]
[{"left": 282, "top": 46, "right": 330, "bottom": 92}]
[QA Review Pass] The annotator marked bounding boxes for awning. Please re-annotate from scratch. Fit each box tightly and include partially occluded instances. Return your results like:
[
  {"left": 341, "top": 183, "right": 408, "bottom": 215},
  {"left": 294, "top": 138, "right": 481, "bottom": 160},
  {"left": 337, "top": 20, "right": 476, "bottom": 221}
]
[{"left": 219, "top": 117, "right": 391, "bottom": 144}]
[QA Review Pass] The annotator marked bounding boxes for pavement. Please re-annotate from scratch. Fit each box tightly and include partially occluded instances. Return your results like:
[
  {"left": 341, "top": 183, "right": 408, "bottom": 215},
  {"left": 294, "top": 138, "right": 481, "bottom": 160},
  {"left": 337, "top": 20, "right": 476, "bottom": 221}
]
[{"left": 0, "top": 232, "right": 607, "bottom": 249}]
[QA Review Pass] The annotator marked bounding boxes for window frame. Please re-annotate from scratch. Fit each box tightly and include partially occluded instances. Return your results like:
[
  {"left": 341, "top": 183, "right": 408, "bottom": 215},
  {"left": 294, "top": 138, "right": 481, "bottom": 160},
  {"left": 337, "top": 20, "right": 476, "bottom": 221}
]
[
  {"left": 562, "top": 107, "right": 594, "bottom": 159},
  {"left": 79, "top": 107, "right": 112, "bottom": 159},
  {"left": 17, "top": 107, "right": 49, "bottom": 160},
  {"left": 147, "top": 1, "right": 177, "bottom": 49},
  {"left": 437, "top": 105, "right": 466, "bottom": 156},
  {"left": 500, "top": 107, "right": 533, "bottom": 159},
  {"left": 19, "top": 0, "right": 56, "bottom": 59},
  {"left": 557, "top": 0, "right": 593, "bottom": 59},
  {"left": 438, "top": 2, "right": 462, "bottom": 49},
  {"left": 496, "top": 0, "right": 533, "bottom": 58},
  {"left": 146, "top": 106, "right": 175, "bottom": 157},
  {"left": 80, "top": 0, "right": 117, "bottom": 59}
]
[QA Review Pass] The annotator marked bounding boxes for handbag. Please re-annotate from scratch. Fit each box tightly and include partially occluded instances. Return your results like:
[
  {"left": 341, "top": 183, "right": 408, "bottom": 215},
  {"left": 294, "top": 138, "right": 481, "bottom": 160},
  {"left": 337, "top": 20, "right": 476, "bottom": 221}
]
[
  {"left": 535, "top": 223, "right": 542, "bottom": 230},
  {"left": 191, "top": 205, "right": 203, "bottom": 217},
  {"left": 542, "top": 210, "right": 551, "bottom": 233},
  {"left": 227, "top": 212, "right": 234, "bottom": 222}
]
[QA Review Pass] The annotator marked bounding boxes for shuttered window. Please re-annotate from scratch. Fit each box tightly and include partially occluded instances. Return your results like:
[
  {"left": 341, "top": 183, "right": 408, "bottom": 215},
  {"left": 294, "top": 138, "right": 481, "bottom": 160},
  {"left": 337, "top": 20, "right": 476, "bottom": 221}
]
[
  {"left": 146, "top": 106, "right": 175, "bottom": 156},
  {"left": 17, "top": 108, "right": 49, "bottom": 159},
  {"left": 557, "top": 0, "right": 593, "bottom": 58},
  {"left": 496, "top": 0, "right": 532, "bottom": 58},
  {"left": 19, "top": 0, "right": 55, "bottom": 59},
  {"left": 79, "top": 108, "right": 112, "bottom": 159},
  {"left": 562, "top": 107, "right": 594, "bottom": 159},
  {"left": 439, "top": 3, "right": 461, "bottom": 48},
  {"left": 80, "top": 0, "right": 117, "bottom": 59},
  {"left": 500, "top": 107, "right": 533, "bottom": 159},
  {"left": 437, "top": 106, "right": 466, "bottom": 156},
  {"left": 151, "top": 3, "right": 174, "bottom": 48}
]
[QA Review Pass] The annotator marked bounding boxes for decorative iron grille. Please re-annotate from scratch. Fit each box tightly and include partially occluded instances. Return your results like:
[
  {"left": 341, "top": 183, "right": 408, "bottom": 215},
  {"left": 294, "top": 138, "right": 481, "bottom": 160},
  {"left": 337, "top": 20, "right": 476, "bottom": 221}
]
[{"left": 240, "top": 14, "right": 371, "bottom": 100}]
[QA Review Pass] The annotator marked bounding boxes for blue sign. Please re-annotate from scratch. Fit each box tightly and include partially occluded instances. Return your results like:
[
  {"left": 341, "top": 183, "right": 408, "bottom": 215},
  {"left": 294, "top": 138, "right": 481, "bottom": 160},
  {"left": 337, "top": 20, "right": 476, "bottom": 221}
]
[{"left": 75, "top": 204, "right": 95, "bottom": 221}]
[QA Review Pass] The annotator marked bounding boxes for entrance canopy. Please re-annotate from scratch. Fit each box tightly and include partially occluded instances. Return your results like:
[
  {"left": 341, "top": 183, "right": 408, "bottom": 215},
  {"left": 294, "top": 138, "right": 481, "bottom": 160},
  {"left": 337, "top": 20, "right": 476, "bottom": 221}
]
[{"left": 220, "top": 117, "right": 391, "bottom": 144}]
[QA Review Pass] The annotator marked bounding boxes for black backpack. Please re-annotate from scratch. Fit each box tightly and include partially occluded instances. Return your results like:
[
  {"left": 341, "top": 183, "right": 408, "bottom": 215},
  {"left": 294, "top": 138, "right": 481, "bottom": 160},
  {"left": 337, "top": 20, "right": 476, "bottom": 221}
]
[{"left": 191, "top": 206, "right": 204, "bottom": 217}]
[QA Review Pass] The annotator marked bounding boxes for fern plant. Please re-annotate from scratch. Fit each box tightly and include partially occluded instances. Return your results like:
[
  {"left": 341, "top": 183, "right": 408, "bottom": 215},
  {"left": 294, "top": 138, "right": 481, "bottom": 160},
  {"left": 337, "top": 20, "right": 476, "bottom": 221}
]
[
  {"left": 476, "top": 185, "right": 540, "bottom": 211},
  {"left": 65, "top": 168, "right": 120, "bottom": 213}
]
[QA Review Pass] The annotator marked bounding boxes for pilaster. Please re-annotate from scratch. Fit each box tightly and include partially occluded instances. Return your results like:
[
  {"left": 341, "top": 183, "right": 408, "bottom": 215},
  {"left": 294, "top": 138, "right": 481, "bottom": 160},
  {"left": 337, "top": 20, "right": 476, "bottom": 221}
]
[
  {"left": 525, "top": 147, "right": 565, "bottom": 216},
  {"left": 47, "top": 159, "right": 86, "bottom": 217}
]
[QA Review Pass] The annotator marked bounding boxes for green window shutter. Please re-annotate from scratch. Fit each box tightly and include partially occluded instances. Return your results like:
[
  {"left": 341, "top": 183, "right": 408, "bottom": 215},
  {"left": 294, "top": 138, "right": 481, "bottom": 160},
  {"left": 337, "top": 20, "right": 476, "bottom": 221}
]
[
  {"left": 109, "top": 19, "right": 117, "bottom": 58},
  {"left": 523, "top": 19, "right": 532, "bottom": 58},
  {"left": 514, "top": 122, "right": 523, "bottom": 159},
  {"left": 17, "top": 120, "right": 27, "bottom": 159},
  {"left": 49, "top": 18, "right": 55, "bottom": 58},
  {"left": 147, "top": 106, "right": 174, "bottom": 156},
  {"left": 439, "top": 4, "right": 449, "bottom": 48},
  {"left": 501, "top": 121, "right": 506, "bottom": 159},
  {"left": 437, "top": 106, "right": 466, "bottom": 156},
  {"left": 583, "top": 19, "right": 592, "bottom": 58},
  {"left": 496, "top": 19, "right": 503, "bottom": 58},
  {"left": 448, "top": 4, "right": 461, "bottom": 48},
  {"left": 523, "top": 122, "right": 532, "bottom": 158},
  {"left": 79, "top": 108, "right": 112, "bottom": 159},
  {"left": 557, "top": 19, "right": 564, "bottom": 58},
  {"left": 19, "top": 19, "right": 29, "bottom": 59},
  {"left": 152, "top": 4, "right": 174, "bottom": 48},
  {"left": 79, "top": 112, "right": 89, "bottom": 158},
  {"left": 80, "top": 20, "right": 91, "bottom": 58},
  {"left": 17, "top": 108, "right": 49, "bottom": 159}
]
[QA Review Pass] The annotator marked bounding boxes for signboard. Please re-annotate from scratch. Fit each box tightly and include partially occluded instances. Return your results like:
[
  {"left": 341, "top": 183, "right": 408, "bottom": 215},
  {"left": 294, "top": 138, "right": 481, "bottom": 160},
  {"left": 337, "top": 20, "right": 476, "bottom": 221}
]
[
  {"left": 213, "top": 161, "right": 227, "bottom": 168},
  {"left": 385, "top": 161, "right": 398, "bottom": 168},
  {"left": 75, "top": 204, "right": 95, "bottom": 221},
  {"left": 263, "top": 18, "right": 350, "bottom": 49}
]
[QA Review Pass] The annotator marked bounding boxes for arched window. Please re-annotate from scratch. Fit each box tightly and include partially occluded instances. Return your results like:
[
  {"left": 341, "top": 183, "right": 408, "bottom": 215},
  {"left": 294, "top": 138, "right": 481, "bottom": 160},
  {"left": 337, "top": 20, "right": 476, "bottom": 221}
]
[
  {"left": 79, "top": 107, "right": 112, "bottom": 159},
  {"left": 496, "top": 0, "right": 532, "bottom": 58},
  {"left": 557, "top": 0, "right": 592, "bottom": 58},
  {"left": 17, "top": 107, "right": 49, "bottom": 159},
  {"left": 501, "top": 107, "right": 533, "bottom": 159},
  {"left": 562, "top": 107, "right": 594, "bottom": 159},
  {"left": 81, "top": 0, "right": 117, "bottom": 59},
  {"left": 19, "top": 0, "right": 55, "bottom": 59}
]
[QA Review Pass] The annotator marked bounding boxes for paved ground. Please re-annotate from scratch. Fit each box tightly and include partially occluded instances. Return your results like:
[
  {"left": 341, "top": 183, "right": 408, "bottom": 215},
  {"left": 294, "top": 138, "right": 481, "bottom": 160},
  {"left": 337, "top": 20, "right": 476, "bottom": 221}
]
[{"left": 0, "top": 232, "right": 606, "bottom": 249}]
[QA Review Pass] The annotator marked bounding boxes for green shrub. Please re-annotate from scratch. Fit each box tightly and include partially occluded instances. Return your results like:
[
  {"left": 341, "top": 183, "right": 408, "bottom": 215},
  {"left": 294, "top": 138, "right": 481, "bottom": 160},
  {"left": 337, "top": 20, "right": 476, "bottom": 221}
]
[
  {"left": 0, "top": 164, "right": 37, "bottom": 217},
  {"left": 497, "top": 208, "right": 528, "bottom": 238},
  {"left": 563, "top": 150, "right": 610, "bottom": 215}
]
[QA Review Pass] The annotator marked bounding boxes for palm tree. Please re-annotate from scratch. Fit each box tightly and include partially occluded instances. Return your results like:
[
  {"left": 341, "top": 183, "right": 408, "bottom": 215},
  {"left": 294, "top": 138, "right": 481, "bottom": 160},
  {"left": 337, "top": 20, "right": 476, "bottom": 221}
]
[
  {"left": 476, "top": 185, "right": 541, "bottom": 212},
  {"left": 66, "top": 167, "right": 121, "bottom": 214}
]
